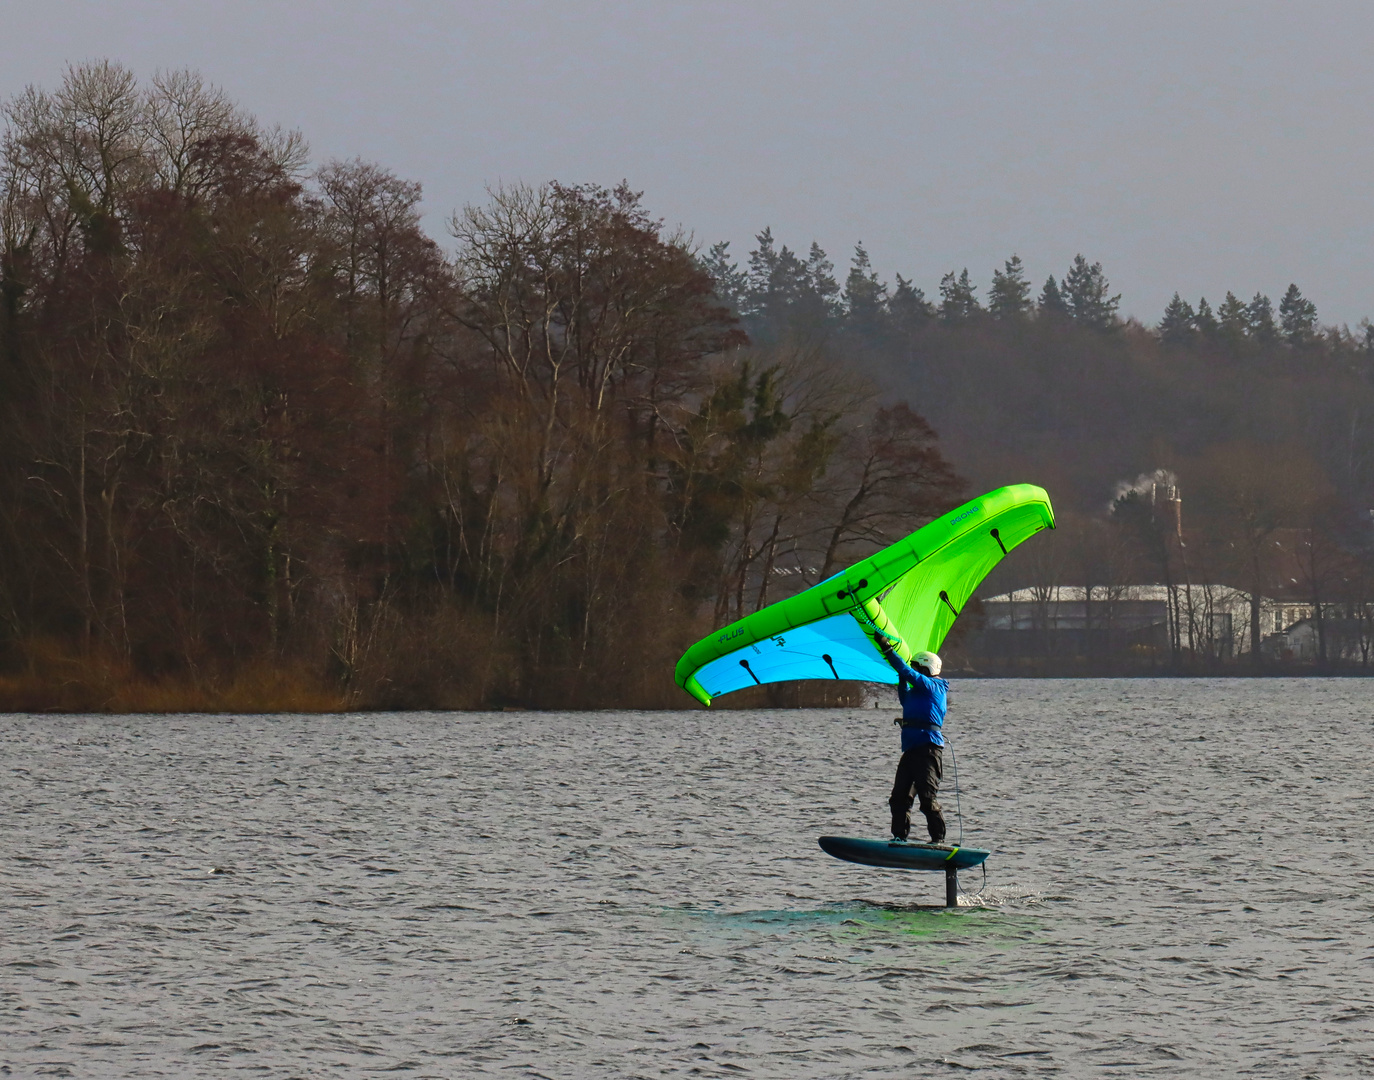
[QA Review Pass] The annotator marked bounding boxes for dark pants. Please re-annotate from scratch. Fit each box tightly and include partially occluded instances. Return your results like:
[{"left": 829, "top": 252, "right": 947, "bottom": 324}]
[{"left": 889, "top": 745, "right": 945, "bottom": 843}]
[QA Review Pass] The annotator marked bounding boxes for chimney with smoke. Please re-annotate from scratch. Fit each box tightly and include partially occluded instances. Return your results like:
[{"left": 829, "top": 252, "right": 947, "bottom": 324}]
[
  {"left": 1151, "top": 480, "right": 1182, "bottom": 538},
  {"left": 1113, "top": 468, "right": 1183, "bottom": 538}
]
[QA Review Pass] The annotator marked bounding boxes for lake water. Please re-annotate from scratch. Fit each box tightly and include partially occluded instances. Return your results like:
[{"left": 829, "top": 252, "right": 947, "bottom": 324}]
[{"left": 3, "top": 679, "right": 1373, "bottom": 1078}]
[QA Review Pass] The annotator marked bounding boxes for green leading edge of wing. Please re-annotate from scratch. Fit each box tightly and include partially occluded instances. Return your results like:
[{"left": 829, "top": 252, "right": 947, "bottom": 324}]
[{"left": 674, "top": 484, "right": 1055, "bottom": 705}]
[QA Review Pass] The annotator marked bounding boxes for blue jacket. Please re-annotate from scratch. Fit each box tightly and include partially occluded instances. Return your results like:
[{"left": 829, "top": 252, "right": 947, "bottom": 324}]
[{"left": 884, "top": 649, "right": 948, "bottom": 750}]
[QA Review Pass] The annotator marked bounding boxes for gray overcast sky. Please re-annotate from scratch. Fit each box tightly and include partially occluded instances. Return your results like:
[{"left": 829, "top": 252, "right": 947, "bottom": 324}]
[{"left": 4, "top": 1, "right": 1373, "bottom": 326}]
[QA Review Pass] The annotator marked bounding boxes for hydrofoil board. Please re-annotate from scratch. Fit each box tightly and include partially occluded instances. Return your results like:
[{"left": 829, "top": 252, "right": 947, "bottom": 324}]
[{"left": 819, "top": 836, "right": 989, "bottom": 871}]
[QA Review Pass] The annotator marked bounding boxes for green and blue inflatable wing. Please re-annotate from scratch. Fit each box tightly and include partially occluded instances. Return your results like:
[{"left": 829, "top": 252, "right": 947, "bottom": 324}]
[{"left": 674, "top": 484, "right": 1055, "bottom": 705}]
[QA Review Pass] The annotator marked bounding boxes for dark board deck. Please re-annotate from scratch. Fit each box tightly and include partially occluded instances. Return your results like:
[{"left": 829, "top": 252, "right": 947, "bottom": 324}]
[{"left": 818, "top": 835, "right": 991, "bottom": 871}]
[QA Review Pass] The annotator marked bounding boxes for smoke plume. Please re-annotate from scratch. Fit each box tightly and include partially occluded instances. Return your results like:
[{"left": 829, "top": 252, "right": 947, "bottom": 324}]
[{"left": 1110, "top": 468, "right": 1178, "bottom": 510}]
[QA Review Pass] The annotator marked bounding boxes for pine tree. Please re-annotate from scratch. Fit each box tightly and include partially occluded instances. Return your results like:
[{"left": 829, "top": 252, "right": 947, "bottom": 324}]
[
  {"left": 744, "top": 229, "right": 817, "bottom": 333},
  {"left": 1039, "top": 274, "right": 1068, "bottom": 317},
  {"left": 1218, "top": 291, "right": 1249, "bottom": 341},
  {"left": 774, "top": 245, "right": 808, "bottom": 296},
  {"left": 938, "top": 268, "right": 979, "bottom": 322},
  {"left": 1278, "top": 283, "right": 1317, "bottom": 344},
  {"left": 889, "top": 274, "right": 932, "bottom": 334},
  {"left": 1247, "top": 292, "right": 1277, "bottom": 343},
  {"left": 701, "top": 241, "right": 747, "bottom": 314},
  {"left": 843, "top": 242, "right": 888, "bottom": 334},
  {"left": 804, "top": 242, "right": 841, "bottom": 315},
  {"left": 1194, "top": 296, "right": 1218, "bottom": 337},
  {"left": 1062, "top": 254, "right": 1120, "bottom": 330},
  {"left": 1158, "top": 292, "right": 1195, "bottom": 344},
  {"left": 745, "top": 226, "right": 779, "bottom": 310},
  {"left": 988, "top": 254, "right": 1031, "bottom": 319}
]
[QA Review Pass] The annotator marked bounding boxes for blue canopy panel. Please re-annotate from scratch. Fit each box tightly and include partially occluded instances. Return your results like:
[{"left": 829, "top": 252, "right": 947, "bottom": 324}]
[{"left": 690, "top": 612, "right": 897, "bottom": 700}]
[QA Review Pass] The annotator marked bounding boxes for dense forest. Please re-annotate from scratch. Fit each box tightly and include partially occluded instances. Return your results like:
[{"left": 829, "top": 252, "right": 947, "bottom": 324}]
[
  {"left": 0, "top": 64, "right": 965, "bottom": 709},
  {"left": 2, "top": 64, "right": 1371, "bottom": 710}
]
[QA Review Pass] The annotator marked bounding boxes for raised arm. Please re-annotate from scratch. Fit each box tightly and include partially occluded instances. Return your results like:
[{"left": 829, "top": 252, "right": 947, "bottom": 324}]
[{"left": 879, "top": 640, "right": 923, "bottom": 684}]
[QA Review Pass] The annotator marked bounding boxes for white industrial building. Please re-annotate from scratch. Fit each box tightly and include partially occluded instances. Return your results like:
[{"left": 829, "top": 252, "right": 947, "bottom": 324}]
[{"left": 978, "top": 584, "right": 1313, "bottom": 659}]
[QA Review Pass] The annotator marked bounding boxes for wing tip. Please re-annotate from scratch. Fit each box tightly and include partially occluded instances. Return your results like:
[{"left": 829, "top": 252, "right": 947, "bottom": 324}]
[{"left": 683, "top": 675, "right": 712, "bottom": 707}]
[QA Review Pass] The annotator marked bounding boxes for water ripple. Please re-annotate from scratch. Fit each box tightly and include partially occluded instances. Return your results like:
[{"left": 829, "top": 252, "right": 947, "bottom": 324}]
[{"left": 2, "top": 679, "right": 1373, "bottom": 1076}]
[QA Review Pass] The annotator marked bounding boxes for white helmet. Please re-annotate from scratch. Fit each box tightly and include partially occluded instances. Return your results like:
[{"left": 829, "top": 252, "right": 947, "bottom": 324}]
[{"left": 914, "top": 651, "right": 942, "bottom": 676}]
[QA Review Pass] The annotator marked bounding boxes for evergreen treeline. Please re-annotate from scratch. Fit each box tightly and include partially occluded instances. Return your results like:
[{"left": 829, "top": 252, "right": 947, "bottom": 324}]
[
  {"left": 0, "top": 64, "right": 964, "bottom": 709},
  {"left": 705, "top": 227, "right": 1374, "bottom": 518}
]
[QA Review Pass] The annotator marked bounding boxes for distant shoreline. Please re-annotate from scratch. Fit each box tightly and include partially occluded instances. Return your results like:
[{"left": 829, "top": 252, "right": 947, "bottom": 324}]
[{"left": 3, "top": 667, "right": 1369, "bottom": 716}]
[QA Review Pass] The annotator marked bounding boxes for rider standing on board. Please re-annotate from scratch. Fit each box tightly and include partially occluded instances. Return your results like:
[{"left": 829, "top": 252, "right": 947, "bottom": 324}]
[{"left": 879, "top": 640, "right": 948, "bottom": 844}]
